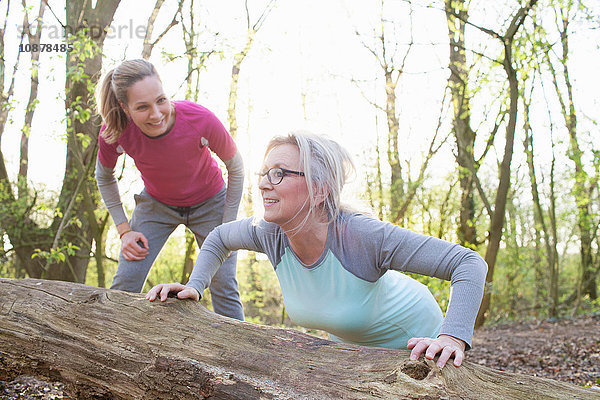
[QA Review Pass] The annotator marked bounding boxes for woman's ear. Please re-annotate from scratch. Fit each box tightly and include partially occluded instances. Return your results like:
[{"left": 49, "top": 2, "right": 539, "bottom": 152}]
[
  {"left": 314, "top": 185, "right": 330, "bottom": 207},
  {"left": 118, "top": 101, "right": 129, "bottom": 116}
]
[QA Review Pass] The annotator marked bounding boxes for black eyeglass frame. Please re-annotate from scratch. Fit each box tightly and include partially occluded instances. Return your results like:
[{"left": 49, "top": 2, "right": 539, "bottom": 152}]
[{"left": 259, "top": 167, "right": 305, "bottom": 185}]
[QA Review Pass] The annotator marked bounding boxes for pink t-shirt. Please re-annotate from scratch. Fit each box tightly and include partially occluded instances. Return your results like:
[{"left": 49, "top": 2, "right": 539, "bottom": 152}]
[{"left": 98, "top": 100, "right": 236, "bottom": 207}]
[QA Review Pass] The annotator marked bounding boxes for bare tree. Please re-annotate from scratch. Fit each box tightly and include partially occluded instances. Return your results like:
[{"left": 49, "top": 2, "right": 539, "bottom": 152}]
[
  {"left": 0, "top": 0, "right": 26, "bottom": 277},
  {"left": 141, "top": 0, "right": 181, "bottom": 60},
  {"left": 520, "top": 52, "right": 560, "bottom": 317},
  {"left": 356, "top": 0, "right": 447, "bottom": 226},
  {"left": 545, "top": 0, "right": 598, "bottom": 304},
  {"left": 471, "top": 0, "right": 538, "bottom": 327},
  {"left": 442, "top": 0, "right": 540, "bottom": 327},
  {"left": 17, "top": 0, "right": 46, "bottom": 199},
  {"left": 227, "top": 0, "right": 276, "bottom": 139},
  {"left": 445, "top": 0, "right": 500, "bottom": 248}
]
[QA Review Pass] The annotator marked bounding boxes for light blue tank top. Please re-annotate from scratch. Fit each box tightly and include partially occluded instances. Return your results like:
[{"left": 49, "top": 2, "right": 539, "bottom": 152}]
[{"left": 276, "top": 248, "right": 443, "bottom": 348}]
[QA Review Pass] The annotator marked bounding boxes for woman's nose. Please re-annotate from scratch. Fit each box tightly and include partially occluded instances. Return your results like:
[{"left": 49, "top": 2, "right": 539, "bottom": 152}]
[
  {"left": 258, "top": 174, "right": 272, "bottom": 190},
  {"left": 150, "top": 104, "right": 161, "bottom": 119}
]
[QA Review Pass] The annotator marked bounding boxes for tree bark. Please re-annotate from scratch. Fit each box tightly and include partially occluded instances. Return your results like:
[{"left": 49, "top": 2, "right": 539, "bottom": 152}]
[
  {"left": 0, "top": 278, "right": 597, "bottom": 400},
  {"left": 45, "top": 0, "right": 121, "bottom": 282},
  {"left": 445, "top": 0, "right": 478, "bottom": 248},
  {"left": 18, "top": 0, "right": 46, "bottom": 199},
  {"left": 475, "top": 0, "right": 538, "bottom": 328},
  {"left": 548, "top": 6, "right": 597, "bottom": 301}
]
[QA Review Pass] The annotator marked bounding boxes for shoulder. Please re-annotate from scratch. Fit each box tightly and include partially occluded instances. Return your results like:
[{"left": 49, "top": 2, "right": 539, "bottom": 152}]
[
  {"left": 228, "top": 217, "right": 287, "bottom": 266},
  {"left": 332, "top": 211, "right": 416, "bottom": 257},
  {"left": 335, "top": 211, "right": 394, "bottom": 237},
  {"left": 219, "top": 217, "right": 281, "bottom": 239},
  {"left": 174, "top": 100, "right": 228, "bottom": 135},
  {"left": 251, "top": 218, "right": 283, "bottom": 240},
  {"left": 327, "top": 212, "right": 392, "bottom": 280},
  {"left": 174, "top": 100, "right": 216, "bottom": 120}
]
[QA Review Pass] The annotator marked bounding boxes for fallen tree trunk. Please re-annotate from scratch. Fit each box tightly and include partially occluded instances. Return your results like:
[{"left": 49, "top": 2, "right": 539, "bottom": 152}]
[{"left": 0, "top": 278, "right": 597, "bottom": 400}]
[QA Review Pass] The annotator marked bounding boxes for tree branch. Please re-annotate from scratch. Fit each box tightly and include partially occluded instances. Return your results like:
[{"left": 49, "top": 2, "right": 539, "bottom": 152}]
[{"left": 142, "top": 0, "right": 183, "bottom": 59}]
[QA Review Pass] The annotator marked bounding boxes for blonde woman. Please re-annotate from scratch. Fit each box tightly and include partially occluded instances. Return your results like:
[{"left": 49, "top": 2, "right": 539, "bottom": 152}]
[
  {"left": 96, "top": 59, "right": 244, "bottom": 320},
  {"left": 147, "top": 132, "right": 487, "bottom": 368}
]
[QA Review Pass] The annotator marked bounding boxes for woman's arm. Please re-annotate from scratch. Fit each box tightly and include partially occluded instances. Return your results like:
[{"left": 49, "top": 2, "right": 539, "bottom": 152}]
[
  {"left": 147, "top": 218, "right": 266, "bottom": 301},
  {"left": 355, "top": 216, "right": 487, "bottom": 348},
  {"left": 95, "top": 158, "right": 128, "bottom": 227},
  {"left": 375, "top": 222, "right": 486, "bottom": 366},
  {"left": 387, "top": 233, "right": 487, "bottom": 349},
  {"left": 221, "top": 150, "right": 244, "bottom": 223},
  {"left": 95, "top": 158, "right": 149, "bottom": 260},
  {"left": 343, "top": 215, "right": 487, "bottom": 366}
]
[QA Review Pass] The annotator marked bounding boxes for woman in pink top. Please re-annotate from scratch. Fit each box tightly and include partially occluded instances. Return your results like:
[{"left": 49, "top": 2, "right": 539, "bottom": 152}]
[{"left": 95, "top": 59, "right": 244, "bottom": 320}]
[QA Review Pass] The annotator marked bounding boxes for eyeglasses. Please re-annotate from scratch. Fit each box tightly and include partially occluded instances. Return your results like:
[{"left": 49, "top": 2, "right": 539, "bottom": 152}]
[{"left": 259, "top": 167, "right": 305, "bottom": 185}]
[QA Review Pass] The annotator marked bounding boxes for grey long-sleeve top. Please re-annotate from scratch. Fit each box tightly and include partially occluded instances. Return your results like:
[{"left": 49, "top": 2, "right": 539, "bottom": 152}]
[{"left": 187, "top": 211, "right": 488, "bottom": 349}]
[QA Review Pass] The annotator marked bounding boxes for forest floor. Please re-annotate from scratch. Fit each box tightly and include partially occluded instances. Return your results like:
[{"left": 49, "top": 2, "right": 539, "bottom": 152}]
[
  {"left": 468, "top": 314, "right": 600, "bottom": 390},
  {"left": 1, "top": 315, "right": 599, "bottom": 399}
]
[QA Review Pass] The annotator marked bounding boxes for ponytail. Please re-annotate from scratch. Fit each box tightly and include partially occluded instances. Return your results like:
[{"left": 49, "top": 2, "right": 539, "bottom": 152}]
[{"left": 97, "top": 69, "right": 130, "bottom": 144}]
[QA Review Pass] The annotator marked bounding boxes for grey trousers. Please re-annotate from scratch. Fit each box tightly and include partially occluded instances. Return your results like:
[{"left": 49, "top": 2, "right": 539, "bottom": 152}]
[{"left": 110, "top": 186, "right": 244, "bottom": 320}]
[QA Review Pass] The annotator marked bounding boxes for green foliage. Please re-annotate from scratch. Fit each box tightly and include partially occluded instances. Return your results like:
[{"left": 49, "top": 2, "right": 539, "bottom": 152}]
[
  {"left": 237, "top": 255, "right": 287, "bottom": 326},
  {"left": 85, "top": 256, "right": 118, "bottom": 289},
  {"left": 408, "top": 274, "right": 451, "bottom": 314},
  {"left": 32, "top": 243, "right": 79, "bottom": 264},
  {"left": 68, "top": 28, "right": 102, "bottom": 65},
  {"left": 141, "top": 231, "right": 189, "bottom": 290}
]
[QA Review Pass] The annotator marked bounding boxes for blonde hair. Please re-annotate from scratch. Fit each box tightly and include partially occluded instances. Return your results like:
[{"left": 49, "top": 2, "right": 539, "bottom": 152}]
[
  {"left": 97, "top": 59, "right": 158, "bottom": 144},
  {"left": 265, "top": 131, "right": 355, "bottom": 230}
]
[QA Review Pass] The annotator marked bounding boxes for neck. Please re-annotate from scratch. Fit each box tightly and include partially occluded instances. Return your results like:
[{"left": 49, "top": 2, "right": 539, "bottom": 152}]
[{"left": 283, "top": 212, "right": 329, "bottom": 265}]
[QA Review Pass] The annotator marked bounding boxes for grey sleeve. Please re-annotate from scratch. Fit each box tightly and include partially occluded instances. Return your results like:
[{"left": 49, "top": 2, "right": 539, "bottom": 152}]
[
  {"left": 345, "top": 215, "right": 487, "bottom": 349},
  {"left": 95, "top": 158, "right": 128, "bottom": 226},
  {"left": 186, "top": 218, "right": 269, "bottom": 296},
  {"left": 221, "top": 150, "right": 244, "bottom": 223}
]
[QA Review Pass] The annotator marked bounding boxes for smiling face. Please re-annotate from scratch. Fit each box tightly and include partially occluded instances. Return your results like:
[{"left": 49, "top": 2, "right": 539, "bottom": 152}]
[
  {"left": 121, "top": 75, "right": 174, "bottom": 137},
  {"left": 258, "top": 144, "right": 310, "bottom": 230}
]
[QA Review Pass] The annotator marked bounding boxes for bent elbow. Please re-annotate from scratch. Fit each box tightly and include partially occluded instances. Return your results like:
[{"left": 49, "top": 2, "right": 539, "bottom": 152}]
[{"left": 474, "top": 252, "right": 488, "bottom": 283}]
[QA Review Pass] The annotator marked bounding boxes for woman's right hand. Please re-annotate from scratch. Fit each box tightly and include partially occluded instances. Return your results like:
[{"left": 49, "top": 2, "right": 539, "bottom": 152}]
[
  {"left": 120, "top": 230, "right": 149, "bottom": 261},
  {"left": 145, "top": 283, "right": 200, "bottom": 302}
]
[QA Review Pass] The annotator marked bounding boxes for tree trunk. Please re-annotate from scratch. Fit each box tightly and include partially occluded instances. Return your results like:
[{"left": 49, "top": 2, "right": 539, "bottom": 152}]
[
  {"left": 141, "top": 0, "right": 165, "bottom": 59},
  {"left": 445, "top": 0, "right": 478, "bottom": 248},
  {"left": 384, "top": 70, "right": 405, "bottom": 224},
  {"left": 555, "top": 13, "right": 597, "bottom": 301},
  {"left": 18, "top": 1, "right": 46, "bottom": 200},
  {"left": 45, "top": 0, "right": 121, "bottom": 282},
  {"left": 475, "top": 0, "right": 538, "bottom": 327},
  {"left": 228, "top": 31, "right": 254, "bottom": 140},
  {"left": 523, "top": 94, "right": 558, "bottom": 317},
  {"left": 0, "top": 278, "right": 596, "bottom": 400},
  {"left": 180, "top": 229, "right": 196, "bottom": 284}
]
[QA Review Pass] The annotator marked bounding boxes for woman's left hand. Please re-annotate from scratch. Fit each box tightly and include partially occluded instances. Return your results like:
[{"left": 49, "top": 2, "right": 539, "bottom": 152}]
[
  {"left": 145, "top": 283, "right": 200, "bottom": 302},
  {"left": 406, "top": 335, "right": 466, "bottom": 368}
]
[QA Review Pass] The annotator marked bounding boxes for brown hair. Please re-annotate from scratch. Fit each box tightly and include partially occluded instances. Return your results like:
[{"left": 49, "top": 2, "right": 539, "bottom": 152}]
[{"left": 97, "top": 59, "right": 158, "bottom": 143}]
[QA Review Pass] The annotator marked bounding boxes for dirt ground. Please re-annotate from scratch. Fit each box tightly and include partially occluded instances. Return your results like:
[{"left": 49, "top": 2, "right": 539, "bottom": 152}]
[
  {"left": 468, "top": 314, "right": 600, "bottom": 390},
  {"left": 1, "top": 315, "right": 599, "bottom": 398}
]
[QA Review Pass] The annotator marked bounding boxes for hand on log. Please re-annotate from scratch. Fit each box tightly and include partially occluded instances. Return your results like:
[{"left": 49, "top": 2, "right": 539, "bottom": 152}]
[
  {"left": 145, "top": 282, "right": 200, "bottom": 302},
  {"left": 407, "top": 335, "right": 466, "bottom": 368}
]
